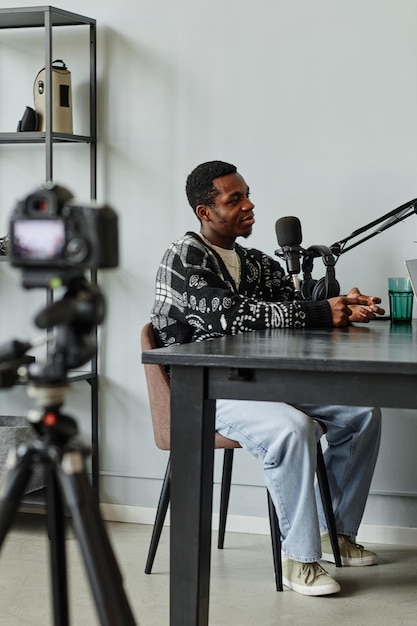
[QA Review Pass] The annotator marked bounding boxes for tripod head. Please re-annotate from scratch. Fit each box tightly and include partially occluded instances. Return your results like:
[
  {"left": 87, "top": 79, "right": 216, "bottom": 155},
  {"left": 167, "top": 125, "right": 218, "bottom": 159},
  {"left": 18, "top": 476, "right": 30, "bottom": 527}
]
[
  {"left": 32, "top": 274, "right": 105, "bottom": 384},
  {"left": 0, "top": 274, "right": 105, "bottom": 389},
  {"left": 0, "top": 274, "right": 106, "bottom": 445}
]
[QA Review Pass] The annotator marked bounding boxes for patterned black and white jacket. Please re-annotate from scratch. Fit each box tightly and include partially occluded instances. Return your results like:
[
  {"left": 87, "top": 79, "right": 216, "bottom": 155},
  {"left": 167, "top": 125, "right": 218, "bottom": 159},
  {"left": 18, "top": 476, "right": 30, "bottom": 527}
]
[{"left": 151, "top": 232, "right": 332, "bottom": 347}]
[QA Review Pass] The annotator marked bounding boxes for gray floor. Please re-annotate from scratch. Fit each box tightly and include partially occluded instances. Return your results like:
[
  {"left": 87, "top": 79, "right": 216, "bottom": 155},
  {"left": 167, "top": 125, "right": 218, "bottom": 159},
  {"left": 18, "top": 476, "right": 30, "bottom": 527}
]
[{"left": 0, "top": 513, "right": 416, "bottom": 625}]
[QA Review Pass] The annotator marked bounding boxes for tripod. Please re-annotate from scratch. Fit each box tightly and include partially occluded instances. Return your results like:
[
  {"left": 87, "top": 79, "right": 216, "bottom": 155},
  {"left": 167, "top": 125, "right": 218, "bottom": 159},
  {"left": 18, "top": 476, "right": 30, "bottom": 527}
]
[
  {"left": 0, "top": 381, "right": 137, "bottom": 626},
  {"left": 0, "top": 272, "right": 138, "bottom": 625}
]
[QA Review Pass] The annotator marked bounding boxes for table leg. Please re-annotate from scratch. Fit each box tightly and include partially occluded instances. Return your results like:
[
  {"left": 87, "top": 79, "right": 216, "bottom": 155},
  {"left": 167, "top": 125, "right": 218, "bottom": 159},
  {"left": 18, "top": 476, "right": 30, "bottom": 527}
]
[{"left": 170, "top": 365, "right": 216, "bottom": 626}]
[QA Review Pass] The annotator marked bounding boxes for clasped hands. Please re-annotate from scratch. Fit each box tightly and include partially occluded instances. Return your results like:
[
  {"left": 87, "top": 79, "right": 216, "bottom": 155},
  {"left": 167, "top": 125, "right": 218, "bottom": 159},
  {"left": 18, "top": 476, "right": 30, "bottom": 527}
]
[{"left": 328, "top": 287, "right": 385, "bottom": 327}]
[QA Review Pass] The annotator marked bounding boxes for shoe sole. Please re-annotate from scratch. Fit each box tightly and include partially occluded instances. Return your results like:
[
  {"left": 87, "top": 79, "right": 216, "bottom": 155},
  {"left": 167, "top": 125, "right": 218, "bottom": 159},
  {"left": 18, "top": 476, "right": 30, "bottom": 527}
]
[
  {"left": 282, "top": 576, "right": 341, "bottom": 596},
  {"left": 321, "top": 552, "right": 378, "bottom": 566}
]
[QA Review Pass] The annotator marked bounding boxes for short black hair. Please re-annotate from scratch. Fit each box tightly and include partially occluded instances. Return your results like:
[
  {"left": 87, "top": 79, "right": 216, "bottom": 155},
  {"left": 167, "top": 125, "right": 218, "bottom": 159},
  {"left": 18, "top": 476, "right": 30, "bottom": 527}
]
[{"left": 186, "top": 160, "right": 237, "bottom": 213}]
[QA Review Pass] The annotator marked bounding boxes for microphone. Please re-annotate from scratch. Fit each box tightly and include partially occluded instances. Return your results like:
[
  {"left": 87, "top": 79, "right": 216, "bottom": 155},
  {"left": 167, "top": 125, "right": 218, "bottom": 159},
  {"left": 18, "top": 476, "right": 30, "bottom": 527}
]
[{"left": 275, "top": 216, "right": 304, "bottom": 295}]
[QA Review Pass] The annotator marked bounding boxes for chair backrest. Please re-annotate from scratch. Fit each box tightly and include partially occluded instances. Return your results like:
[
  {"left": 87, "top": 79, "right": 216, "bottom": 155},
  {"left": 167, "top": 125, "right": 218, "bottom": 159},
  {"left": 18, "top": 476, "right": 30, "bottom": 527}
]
[
  {"left": 141, "top": 322, "right": 171, "bottom": 450},
  {"left": 141, "top": 322, "right": 241, "bottom": 452}
]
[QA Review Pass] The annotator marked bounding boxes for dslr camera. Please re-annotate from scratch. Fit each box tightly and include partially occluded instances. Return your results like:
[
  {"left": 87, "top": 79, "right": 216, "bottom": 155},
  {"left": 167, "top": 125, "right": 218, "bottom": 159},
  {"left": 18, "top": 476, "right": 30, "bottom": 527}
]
[{"left": 9, "top": 183, "right": 118, "bottom": 287}]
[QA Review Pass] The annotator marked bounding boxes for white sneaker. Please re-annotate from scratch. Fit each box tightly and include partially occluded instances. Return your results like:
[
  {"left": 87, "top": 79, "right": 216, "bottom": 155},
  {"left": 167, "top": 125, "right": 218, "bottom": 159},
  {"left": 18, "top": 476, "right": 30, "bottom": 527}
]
[
  {"left": 282, "top": 559, "right": 341, "bottom": 596},
  {"left": 321, "top": 531, "right": 378, "bottom": 566}
]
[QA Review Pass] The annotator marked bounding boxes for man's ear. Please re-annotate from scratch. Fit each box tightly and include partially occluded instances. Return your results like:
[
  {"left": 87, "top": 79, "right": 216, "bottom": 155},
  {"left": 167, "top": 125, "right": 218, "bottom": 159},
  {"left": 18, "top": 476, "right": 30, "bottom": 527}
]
[{"left": 196, "top": 204, "right": 211, "bottom": 222}]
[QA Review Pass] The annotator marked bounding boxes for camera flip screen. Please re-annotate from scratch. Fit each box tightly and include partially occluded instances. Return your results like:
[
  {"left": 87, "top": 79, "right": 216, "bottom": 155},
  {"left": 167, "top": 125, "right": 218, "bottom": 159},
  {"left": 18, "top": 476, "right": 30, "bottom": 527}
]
[{"left": 12, "top": 219, "right": 66, "bottom": 260}]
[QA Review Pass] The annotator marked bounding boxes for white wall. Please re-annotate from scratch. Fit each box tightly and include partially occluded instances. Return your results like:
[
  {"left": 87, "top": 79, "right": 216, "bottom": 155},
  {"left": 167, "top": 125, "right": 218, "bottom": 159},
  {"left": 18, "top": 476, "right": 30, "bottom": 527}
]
[{"left": 1, "top": 0, "right": 417, "bottom": 537}]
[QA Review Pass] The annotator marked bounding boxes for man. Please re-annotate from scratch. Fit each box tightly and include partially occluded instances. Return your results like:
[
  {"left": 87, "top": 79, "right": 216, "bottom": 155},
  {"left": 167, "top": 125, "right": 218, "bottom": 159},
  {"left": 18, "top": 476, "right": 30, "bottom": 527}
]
[{"left": 151, "top": 160, "right": 384, "bottom": 596}]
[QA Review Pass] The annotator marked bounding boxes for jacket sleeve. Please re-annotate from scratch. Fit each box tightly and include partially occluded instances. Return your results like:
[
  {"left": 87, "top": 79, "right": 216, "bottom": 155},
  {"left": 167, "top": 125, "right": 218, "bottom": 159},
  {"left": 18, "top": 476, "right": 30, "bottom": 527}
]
[
  {"left": 151, "top": 235, "right": 332, "bottom": 345},
  {"left": 184, "top": 267, "right": 331, "bottom": 338},
  {"left": 180, "top": 243, "right": 332, "bottom": 339}
]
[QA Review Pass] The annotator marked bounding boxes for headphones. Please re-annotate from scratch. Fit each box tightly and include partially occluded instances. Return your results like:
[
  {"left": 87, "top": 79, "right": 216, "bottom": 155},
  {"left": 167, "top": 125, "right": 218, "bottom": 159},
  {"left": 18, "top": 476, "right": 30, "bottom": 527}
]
[{"left": 301, "top": 245, "right": 340, "bottom": 301}]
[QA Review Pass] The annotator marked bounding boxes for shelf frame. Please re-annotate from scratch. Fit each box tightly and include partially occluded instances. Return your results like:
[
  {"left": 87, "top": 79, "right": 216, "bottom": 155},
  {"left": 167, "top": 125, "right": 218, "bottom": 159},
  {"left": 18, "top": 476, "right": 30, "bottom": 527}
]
[{"left": 0, "top": 5, "right": 99, "bottom": 494}]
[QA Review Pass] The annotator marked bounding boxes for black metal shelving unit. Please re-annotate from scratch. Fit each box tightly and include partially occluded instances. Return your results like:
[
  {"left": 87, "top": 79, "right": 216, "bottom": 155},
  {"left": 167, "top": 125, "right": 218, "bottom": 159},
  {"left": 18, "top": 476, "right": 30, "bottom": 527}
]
[{"left": 0, "top": 6, "right": 99, "bottom": 495}]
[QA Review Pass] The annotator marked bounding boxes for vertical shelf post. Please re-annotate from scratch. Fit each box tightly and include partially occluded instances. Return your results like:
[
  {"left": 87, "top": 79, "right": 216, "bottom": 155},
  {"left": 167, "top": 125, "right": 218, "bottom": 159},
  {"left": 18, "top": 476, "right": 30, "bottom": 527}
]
[{"left": 44, "top": 8, "right": 53, "bottom": 182}]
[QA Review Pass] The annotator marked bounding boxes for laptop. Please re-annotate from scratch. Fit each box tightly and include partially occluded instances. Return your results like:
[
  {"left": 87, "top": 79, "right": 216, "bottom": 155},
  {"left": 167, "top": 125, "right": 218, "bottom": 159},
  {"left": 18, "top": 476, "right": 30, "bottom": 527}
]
[{"left": 405, "top": 259, "right": 417, "bottom": 297}]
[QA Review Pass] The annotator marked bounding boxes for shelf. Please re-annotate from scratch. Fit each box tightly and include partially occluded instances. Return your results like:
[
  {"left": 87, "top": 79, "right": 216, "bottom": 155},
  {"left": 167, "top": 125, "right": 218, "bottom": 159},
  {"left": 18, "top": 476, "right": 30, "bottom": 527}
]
[
  {"left": 68, "top": 371, "right": 96, "bottom": 383},
  {"left": 0, "top": 6, "right": 95, "bottom": 29},
  {"left": 0, "top": 5, "right": 99, "bottom": 496},
  {"left": 0, "top": 132, "right": 92, "bottom": 144},
  {"left": 12, "top": 372, "right": 96, "bottom": 385}
]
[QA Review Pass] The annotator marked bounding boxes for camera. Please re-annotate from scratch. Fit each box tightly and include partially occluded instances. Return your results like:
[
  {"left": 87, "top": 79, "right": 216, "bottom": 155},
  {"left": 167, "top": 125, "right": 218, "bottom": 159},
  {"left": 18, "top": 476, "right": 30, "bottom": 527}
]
[{"left": 9, "top": 183, "right": 119, "bottom": 275}]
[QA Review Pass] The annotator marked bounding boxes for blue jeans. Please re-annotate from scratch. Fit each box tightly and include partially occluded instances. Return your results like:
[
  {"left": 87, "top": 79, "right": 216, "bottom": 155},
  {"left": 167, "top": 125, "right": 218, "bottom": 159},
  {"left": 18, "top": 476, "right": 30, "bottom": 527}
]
[{"left": 215, "top": 400, "right": 381, "bottom": 563}]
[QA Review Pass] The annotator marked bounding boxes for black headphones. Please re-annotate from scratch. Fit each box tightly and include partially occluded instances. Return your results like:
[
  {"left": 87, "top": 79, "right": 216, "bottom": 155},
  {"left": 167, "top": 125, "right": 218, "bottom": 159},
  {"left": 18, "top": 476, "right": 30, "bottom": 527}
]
[{"left": 301, "top": 245, "right": 340, "bottom": 301}]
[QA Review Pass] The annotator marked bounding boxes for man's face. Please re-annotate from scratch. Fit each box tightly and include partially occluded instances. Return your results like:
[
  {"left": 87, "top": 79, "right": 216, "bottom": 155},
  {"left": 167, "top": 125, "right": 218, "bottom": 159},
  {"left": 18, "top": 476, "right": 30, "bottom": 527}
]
[{"left": 197, "top": 173, "right": 255, "bottom": 245}]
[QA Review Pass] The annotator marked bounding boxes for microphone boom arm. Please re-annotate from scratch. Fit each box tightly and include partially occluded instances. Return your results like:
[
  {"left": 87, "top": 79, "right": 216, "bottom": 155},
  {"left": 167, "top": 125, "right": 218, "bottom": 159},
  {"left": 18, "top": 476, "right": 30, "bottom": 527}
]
[{"left": 329, "top": 198, "right": 417, "bottom": 258}]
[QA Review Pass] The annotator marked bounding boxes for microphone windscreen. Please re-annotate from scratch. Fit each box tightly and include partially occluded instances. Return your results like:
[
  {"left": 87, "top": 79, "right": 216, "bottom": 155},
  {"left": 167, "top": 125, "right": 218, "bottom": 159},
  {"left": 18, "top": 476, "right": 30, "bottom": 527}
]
[{"left": 275, "top": 216, "right": 302, "bottom": 246}]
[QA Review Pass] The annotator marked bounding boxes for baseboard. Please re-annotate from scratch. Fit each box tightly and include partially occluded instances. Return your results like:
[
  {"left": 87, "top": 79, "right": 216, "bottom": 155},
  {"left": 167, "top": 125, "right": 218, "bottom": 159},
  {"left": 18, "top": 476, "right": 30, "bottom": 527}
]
[
  {"left": 99, "top": 503, "right": 417, "bottom": 546},
  {"left": 356, "top": 524, "right": 417, "bottom": 547}
]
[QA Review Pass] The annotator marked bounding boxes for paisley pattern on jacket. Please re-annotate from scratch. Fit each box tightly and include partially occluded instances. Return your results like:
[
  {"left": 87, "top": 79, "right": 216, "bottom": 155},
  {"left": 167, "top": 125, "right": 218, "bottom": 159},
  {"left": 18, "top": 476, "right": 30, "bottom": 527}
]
[{"left": 151, "top": 232, "right": 331, "bottom": 347}]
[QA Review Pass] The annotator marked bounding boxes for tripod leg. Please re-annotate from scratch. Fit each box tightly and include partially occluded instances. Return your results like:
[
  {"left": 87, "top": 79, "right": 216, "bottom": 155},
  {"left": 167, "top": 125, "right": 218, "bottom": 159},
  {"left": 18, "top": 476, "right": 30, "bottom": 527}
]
[
  {"left": 45, "top": 462, "right": 70, "bottom": 626},
  {"left": 0, "top": 445, "right": 36, "bottom": 547},
  {"left": 57, "top": 450, "right": 137, "bottom": 626}
]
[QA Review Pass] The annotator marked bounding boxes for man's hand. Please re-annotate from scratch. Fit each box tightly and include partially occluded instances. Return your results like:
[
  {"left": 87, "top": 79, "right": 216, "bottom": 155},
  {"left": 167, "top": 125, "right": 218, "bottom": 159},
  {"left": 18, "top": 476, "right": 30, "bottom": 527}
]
[{"left": 328, "top": 287, "right": 385, "bottom": 327}]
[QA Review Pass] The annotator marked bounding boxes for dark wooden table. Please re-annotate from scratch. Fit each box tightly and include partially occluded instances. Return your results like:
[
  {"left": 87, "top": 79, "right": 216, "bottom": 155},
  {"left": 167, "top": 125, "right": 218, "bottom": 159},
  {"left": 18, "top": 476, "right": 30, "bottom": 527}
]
[{"left": 142, "top": 320, "right": 417, "bottom": 625}]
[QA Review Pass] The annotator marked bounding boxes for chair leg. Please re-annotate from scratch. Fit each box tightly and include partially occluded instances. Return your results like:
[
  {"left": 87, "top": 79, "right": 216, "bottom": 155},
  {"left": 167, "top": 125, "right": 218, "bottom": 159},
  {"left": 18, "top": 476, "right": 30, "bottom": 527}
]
[
  {"left": 316, "top": 441, "right": 342, "bottom": 567},
  {"left": 217, "top": 449, "right": 234, "bottom": 549},
  {"left": 145, "top": 446, "right": 340, "bottom": 585},
  {"left": 145, "top": 456, "right": 171, "bottom": 574},
  {"left": 267, "top": 490, "right": 283, "bottom": 591}
]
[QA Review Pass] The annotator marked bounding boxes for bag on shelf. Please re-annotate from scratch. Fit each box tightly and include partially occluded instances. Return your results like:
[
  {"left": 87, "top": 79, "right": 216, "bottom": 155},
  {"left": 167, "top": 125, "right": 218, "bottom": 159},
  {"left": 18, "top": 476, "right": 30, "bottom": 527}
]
[
  {"left": 16, "top": 105, "right": 38, "bottom": 131},
  {"left": 33, "top": 59, "right": 73, "bottom": 134}
]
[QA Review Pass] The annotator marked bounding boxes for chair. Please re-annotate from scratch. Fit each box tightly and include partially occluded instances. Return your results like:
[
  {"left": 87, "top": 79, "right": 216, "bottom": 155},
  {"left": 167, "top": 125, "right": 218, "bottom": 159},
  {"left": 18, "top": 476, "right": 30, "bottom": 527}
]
[{"left": 141, "top": 322, "right": 341, "bottom": 591}]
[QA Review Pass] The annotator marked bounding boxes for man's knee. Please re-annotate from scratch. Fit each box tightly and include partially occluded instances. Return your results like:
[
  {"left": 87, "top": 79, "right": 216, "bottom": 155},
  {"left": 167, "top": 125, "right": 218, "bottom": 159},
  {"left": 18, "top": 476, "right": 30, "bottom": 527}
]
[
  {"left": 264, "top": 414, "right": 316, "bottom": 466},
  {"left": 361, "top": 406, "right": 382, "bottom": 433}
]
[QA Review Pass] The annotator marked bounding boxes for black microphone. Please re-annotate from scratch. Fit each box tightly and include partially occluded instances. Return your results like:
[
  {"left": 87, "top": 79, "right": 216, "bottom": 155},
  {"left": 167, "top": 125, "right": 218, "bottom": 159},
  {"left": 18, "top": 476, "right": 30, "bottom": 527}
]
[{"left": 275, "top": 216, "right": 304, "bottom": 295}]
